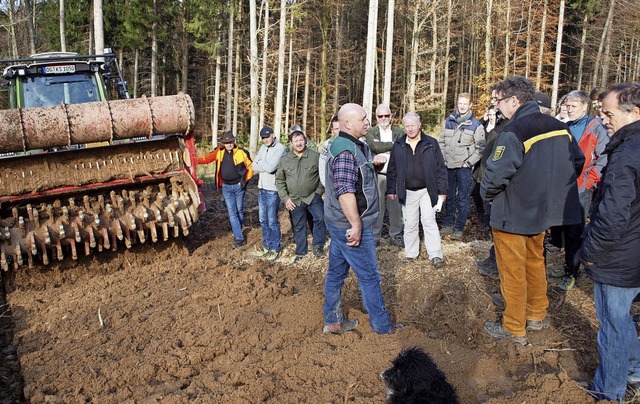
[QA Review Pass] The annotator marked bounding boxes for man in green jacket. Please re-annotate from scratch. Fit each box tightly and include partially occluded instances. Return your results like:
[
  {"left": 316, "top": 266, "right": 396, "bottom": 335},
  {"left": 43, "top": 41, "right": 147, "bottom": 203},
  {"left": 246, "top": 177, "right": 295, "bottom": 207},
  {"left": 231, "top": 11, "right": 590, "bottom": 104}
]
[{"left": 276, "top": 129, "right": 326, "bottom": 262}]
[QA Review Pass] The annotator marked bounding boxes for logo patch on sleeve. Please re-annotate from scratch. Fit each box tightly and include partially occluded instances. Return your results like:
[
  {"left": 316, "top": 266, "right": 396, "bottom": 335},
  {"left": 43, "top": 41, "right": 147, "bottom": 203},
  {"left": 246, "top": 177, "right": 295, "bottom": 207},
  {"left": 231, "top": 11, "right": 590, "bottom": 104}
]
[{"left": 492, "top": 146, "right": 505, "bottom": 161}]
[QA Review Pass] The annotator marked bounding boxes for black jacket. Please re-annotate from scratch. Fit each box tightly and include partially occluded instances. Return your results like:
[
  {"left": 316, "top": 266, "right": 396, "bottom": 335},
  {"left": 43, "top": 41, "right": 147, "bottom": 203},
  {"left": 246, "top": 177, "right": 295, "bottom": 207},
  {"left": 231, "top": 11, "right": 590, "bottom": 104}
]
[
  {"left": 481, "top": 101, "right": 585, "bottom": 235},
  {"left": 582, "top": 120, "right": 640, "bottom": 287},
  {"left": 386, "top": 132, "right": 448, "bottom": 206}
]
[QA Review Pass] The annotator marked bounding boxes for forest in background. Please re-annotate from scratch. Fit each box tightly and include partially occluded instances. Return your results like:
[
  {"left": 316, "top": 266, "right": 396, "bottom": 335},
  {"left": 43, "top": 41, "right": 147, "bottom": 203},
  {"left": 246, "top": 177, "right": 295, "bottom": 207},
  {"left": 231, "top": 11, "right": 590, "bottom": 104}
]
[{"left": 1, "top": 0, "right": 639, "bottom": 154}]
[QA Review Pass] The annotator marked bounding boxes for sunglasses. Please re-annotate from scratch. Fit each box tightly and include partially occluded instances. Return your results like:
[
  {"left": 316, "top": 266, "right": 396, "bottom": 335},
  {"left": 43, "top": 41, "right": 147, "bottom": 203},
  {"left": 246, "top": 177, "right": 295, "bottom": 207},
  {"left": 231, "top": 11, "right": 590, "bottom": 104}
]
[{"left": 377, "top": 114, "right": 391, "bottom": 118}]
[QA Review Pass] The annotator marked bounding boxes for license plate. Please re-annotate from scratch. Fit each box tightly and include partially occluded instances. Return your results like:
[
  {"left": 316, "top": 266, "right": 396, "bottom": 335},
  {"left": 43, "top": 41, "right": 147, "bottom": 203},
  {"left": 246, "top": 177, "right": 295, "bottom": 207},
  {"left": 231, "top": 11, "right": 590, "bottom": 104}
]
[{"left": 43, "top": 65, "right": 76, "bottom": 74}]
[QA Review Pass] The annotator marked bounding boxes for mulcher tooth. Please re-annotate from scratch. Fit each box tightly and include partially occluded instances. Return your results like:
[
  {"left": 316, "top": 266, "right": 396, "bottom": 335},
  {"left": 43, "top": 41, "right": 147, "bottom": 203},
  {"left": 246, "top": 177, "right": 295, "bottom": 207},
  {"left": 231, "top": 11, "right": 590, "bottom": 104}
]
[
  {"left": 1, "top": 244, "right": 7, "bottom": 272},
  {"left": 15, "top": 245, "right": 23, "bottom": 266}
]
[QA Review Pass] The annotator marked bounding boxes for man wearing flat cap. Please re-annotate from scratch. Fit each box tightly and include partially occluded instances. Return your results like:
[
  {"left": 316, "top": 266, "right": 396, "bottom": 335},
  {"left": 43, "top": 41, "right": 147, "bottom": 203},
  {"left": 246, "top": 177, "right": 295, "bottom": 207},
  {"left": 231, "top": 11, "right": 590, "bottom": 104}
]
[
  {"left": 252, "top": 126, "right": 286, "bottom": 261},
  {"left": 198, "top": 131, "right": 253, "bottom": 248}
]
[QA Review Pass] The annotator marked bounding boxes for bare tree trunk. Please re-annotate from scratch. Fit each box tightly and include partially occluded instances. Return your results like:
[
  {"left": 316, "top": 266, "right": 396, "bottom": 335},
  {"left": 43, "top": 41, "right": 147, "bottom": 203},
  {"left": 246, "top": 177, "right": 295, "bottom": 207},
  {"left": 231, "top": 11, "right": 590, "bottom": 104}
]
[
  {"left": 284, "top": 13, "right": 294, "bottom": 133},
  {"left": 363, "top": 0, "right": 379, "bottom": 119},
  {"left": 88, "top": 13, "right": 93, "bottom": 55},
  {"left": 259, "top": 0, "right": 269, "bottom": 131},
  {"left": 212, "top": 47, "right": 222, "bottom": 144},
  {"left": 233, "top": 39, "right": 240, "bottom": 136},
  {"left": 550, "top": 0, "right": 565, "bottom": 112},
  {"left": 406, "top": 3, "right": 419, "bottom": 112},
  {"left": 249, "top": 0, "right": 259, "bottom": 154},
  {"left": 601, "top": 3, "right": 615, "bottom": 87},
  {"left": 58, "top": 0, "right": 67, "bottom": 52},
  {"left": 382, "top": 0, "right": 395, "bottom": 105},
  {"left": 303, "top": 49, "right": 311, "bottom": 134},
  {"left": 320, "top": 12, "right": 329, "bottom": 140},
  {"left": 150, "top": 0, "right": 157, "bottom": 96},
  {"left": 293, "top": 65, "right": 300, "bottom": 124},
  {"left": 161, "top": 54, "right": 166, "bottom": 95},
  {"left": 503, "top": 0, "right": 511, "bottom": 78},
  {"left": 535, "top": 0, "right": 548, "bottom": 90},
  {"left": 133, "top": 49, "right": 139, "bottom": 98},
  {"left": 332, "top": 5, "right": 342, "bottom": 114},
  {"left": 7, "top": 1, "right": 18, "bottom": 57},
  {"left": 484, "top": 0, "right": 492, "bottom": 88},
  {"left": 21, "top": 0, "right": 36, "bottom": 54},
  {"left": 94, "top": 0, "right": 104, "bottom": 57},
  {"left": 429, "top": 7, "right": 437, "bottom": 97},
  {"left": 592, "top": 0, "right": 615, "bottom": 89},
  {"left": 400, "top": 0, "right": 409, "bottom": 114},
  {"left": 442, "top": 0, "right": 452, "bottom": 119},
  {"left": 577, "top": 14, "right": 588, "bottom": 90},
  {"left": 525, "top": 1, "right": 532, "bottom": 78},
  {"left": 181, "top": 14, "right": 189, "bottom": 93},
  {"left": 273, "top": 0, "right": 287, "bottom": 140},
  {"left": 226, "top": 6, "right": 234, "bottom": 131}
]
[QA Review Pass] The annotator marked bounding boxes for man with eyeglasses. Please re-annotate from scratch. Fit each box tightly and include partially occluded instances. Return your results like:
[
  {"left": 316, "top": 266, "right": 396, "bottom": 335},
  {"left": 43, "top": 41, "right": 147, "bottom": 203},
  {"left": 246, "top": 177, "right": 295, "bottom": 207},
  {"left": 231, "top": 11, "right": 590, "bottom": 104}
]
[
  {"left": 365, "top": 104, "right": 405, "bottom": 247},
  {"left": 438, "top": 93, "right": 486, "bottom": 241},
  {"left": 480, "top": 76, "right": 584, "bottom": 345}
]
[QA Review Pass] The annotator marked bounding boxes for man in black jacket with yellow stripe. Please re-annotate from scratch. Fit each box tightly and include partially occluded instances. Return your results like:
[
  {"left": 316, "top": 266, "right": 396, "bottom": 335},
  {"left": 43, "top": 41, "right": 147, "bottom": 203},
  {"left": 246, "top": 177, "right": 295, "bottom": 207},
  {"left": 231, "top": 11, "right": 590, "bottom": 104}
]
[{"left": 480, "top": 76, "right": 584, "bottom": 345}]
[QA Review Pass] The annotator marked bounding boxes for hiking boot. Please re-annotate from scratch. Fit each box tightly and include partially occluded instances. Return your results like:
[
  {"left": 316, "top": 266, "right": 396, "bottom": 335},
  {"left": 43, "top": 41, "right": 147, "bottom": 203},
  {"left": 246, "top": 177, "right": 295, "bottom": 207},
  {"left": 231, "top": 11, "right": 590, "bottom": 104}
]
[
  {"left": 555, "top": 275, "right": 576, "bottom": 293},
  {"left": 252, "top": 247, "right": 270, "bottom": 258},
  {"left": 450, "top": 230, "right": 464, "bottom": 240},
  {"left": 479, "top": 263, "right": 499, "bottom": 280},
  {"left": 323, "top": 319, "right": 358, "bottom": 335},
  {"left": 549, "top": 267, "right": 566, "bottom": 278},
  {"left": 293, "top": 255, "right": 305, "bottom": 263},
  {"left": 400, "top": 257, "right": 417, "bottom": 265},
  {"left": 389, "top": 236, "right": 405, "bottom": 248},
  {"left": 265, "top": 249, "right": 282, "bottom": 262},
  {"left": 313, "top": 245, "right": 326, "bottom": 258},
  {"left": 526, "top": 317, "right": 551, "bottom": 331},
  {"left": 628, "top": 374, "right": 640, "bottom": 386},
  {"left": 232, "top": 239, "right": 246, "bottom": 249},
  {"left": 440, "top": 226, "right": 453, "bottom": 236},
  {"left": 491, "top": 292, "right": 505, "bottom": 310},
  {"left": 544, "top": 241, "right": 561, "bottom": 252},
  {"left": 483, "top": 320, "right": 527, "bottom": 345},
  {"left": 477, "top": 255, "right": 496, "bottom": 269},
  {"left": 431, "top": 257, "right": 446, "bottom": 269}
]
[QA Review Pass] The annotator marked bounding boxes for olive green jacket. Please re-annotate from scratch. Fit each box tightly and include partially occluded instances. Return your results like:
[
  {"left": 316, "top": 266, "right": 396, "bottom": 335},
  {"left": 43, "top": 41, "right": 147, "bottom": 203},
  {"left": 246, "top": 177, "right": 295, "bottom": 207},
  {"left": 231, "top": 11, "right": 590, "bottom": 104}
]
[{"left": 276, "top": 148, "right": 324, "bottom": 206}]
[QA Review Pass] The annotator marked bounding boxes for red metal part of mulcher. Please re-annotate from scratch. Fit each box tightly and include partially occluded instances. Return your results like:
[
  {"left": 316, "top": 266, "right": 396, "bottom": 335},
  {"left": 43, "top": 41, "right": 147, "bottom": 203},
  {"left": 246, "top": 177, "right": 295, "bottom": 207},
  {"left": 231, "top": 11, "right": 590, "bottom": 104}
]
[{"left": 0, "top": 93, "right": 205, "bottom": 271}]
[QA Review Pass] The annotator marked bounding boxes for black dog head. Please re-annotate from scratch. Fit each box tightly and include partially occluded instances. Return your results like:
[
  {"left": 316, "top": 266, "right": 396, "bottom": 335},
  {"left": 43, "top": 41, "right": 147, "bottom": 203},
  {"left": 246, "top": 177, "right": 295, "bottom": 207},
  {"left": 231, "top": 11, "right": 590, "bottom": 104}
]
[{"left": 381, "top": 347, "right": 458, "bottom": 404}]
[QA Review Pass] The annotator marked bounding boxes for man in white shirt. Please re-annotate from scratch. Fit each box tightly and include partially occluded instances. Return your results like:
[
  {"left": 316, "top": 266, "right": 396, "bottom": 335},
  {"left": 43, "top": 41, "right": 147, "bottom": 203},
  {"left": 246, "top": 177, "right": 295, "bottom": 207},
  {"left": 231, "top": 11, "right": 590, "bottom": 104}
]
[{"left": 365, "top": 104, "right": 405, "bottom": 247}]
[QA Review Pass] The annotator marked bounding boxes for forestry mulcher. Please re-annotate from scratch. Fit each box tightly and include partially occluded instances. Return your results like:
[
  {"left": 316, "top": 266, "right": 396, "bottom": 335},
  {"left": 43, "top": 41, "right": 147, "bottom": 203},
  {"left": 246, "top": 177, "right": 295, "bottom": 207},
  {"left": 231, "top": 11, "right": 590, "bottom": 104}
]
[{"left": 0, "top": 50, "right": 203, "bottom": 271}]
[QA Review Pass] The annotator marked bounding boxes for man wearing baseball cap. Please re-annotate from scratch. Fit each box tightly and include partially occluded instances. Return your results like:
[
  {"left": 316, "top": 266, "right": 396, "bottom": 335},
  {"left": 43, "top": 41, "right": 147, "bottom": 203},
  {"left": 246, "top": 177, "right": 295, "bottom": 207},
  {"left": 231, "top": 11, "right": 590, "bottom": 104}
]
[
  {"left": 252, "top": 126, "right": 286, "bottom": 261},
  {"left": 198, "top": 131, "right": 253, "bottom": 248}
]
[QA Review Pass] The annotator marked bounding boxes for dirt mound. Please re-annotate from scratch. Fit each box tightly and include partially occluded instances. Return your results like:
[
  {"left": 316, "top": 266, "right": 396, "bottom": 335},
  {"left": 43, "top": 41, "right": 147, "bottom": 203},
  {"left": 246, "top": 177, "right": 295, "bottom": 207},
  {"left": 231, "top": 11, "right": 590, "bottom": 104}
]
[{"left": 0, "top": 186, "right": 614, "bottom": 402}]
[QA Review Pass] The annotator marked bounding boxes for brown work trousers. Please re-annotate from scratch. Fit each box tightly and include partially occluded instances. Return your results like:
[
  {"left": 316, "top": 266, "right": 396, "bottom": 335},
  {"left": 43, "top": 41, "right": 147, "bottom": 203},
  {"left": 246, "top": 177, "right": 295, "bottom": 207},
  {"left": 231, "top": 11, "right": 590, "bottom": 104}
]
[{"left": 493, "top": 228, "right": 549, "bottom": 336}]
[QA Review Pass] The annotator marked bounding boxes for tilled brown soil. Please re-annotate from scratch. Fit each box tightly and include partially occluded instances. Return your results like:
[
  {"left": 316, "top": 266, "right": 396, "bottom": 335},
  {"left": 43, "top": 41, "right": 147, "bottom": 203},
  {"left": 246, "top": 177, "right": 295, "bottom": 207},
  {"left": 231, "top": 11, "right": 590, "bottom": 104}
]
[{"left": 0, "top": 185, "right": 620, "bottom": 403}]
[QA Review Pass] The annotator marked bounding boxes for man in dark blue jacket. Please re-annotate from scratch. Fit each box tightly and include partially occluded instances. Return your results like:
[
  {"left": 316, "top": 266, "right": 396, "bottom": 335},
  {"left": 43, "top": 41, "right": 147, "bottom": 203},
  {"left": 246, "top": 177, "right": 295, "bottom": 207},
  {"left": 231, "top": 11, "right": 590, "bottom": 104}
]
[
  {"left": 580, "top": 83, "right": 640, "bottom": 401},
  {"left": 386, "top": 112, "right": 448, "bottom": 268},
  {"left": 481, "top": 76, "right": 584, "bottom": 345}
]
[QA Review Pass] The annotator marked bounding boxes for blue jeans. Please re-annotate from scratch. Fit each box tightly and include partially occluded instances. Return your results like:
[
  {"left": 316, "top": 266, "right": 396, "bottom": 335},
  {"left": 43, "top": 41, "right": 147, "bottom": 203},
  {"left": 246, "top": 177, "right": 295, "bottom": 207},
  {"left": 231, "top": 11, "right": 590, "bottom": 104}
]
[
  {"left": 290, "top": 194, "right": 326, "bottom": 256},
  {"left": 592, "top": 281, "right": 640, "bottom": 401},
  {"left": 221, "top": 183, "right": 246, "bottom": 241},
  {"left": 444, "top": 167, "right": 473, "bottom": 232},
  {"left": 323, "top": 224, "right": 394, "bottom": 334},
  {"left": 258, "top": 189, "right": 281, "bottom": 251}
]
